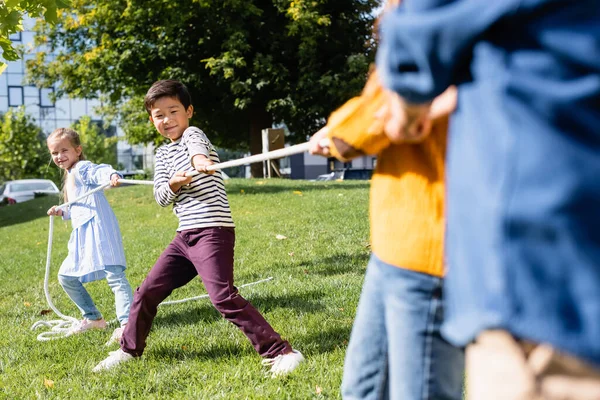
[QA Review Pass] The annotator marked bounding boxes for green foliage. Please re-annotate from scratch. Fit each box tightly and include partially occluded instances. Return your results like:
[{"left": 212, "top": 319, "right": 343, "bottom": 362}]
[
  {"left": 0, "top": 179, "right": 370, "bottom": 398},
  {"left": 0, "top": 107, "right": 58, "bottom": 183},
  {"left": 0, "top": 111, "right": 119, "bottom": 187},
  {"left": 26, "top": 0, "right": 380, "bottom": 150},
  {"left": 0, "top": 0, "right": 70, "bottom": 68},
  {"left": 71, "top": 115, "right": 118, "bottom": 167}
]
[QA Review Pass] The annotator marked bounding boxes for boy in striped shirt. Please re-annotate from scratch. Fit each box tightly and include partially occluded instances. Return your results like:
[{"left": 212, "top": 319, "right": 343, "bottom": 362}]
[{"left": 94, "top": 80, "right": 304, "bottom": 376}]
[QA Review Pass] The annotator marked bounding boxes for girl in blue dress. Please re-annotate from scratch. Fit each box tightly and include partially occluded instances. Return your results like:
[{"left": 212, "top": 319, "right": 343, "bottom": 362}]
[{"left": 46, "top": 128, "right": 133, "bottom": 344}]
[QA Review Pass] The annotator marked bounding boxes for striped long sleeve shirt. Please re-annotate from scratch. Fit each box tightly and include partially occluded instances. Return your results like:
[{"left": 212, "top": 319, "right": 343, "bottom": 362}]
[{"left": 153, "top": 127, "right": 235, "bottom": 231}]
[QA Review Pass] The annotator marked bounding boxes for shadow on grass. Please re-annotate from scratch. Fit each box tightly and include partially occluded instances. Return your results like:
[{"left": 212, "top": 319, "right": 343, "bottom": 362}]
[
  {"left": 225, "top": 180, "right": 369, "bottom": 196},
  {"left": 154, "top": 288, "right": 326, "bottom": 328},
  {"left": 298, "top": 323, "right": 353, "bottom": 354},
  {"left": 150, "top": 340, "right": 251, "bottom": 362},
  {"left": 234, "top": 253, "right": 369, "bottom": 286},
  {"left": 150, "top": 321, "right": 353, "bottom": 363},
  {"left": 0, "top": 195, "right": 59, "bottom": 228},
  {"left": 248, "top": 289, "right": 326, "bottom": 313},
  {"left": 295, "top": 252, "right": 369, "bottom": 277},
  {"left": 154, "top": 302, "right": 221, "bottom": 327}
]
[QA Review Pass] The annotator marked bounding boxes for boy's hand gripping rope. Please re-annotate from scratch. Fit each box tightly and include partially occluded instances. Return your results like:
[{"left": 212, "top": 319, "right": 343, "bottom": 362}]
[{"left": 31, "top": 142, "right": 315, "bottom": 341}]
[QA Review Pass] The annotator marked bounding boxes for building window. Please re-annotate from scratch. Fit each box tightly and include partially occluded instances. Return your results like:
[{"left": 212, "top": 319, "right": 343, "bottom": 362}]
[
  {"left": 9, "top": 32, "right": 21, "bottom": 42},
  {"left": 91, "top": 120, "right": 117, "bottom": 137},
  {"left": 8, "top": 86, "right": 24, "bottom": 107},
  {"left": 40, "top": 88, "right": 55, "bottom": 108}
]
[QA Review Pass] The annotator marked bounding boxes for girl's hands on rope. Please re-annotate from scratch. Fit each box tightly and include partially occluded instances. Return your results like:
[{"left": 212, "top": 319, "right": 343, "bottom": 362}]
[
  {"left": 109, "top": 173, "right": 121, "bottom": 187},
  {"left": 47, "top": 206, "right": 63, "bottom": 217}
]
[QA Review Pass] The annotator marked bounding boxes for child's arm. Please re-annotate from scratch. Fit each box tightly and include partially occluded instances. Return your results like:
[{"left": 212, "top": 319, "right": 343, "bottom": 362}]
[
  {"left": 309, "top": 70, "right": 392, "bottom": 161},
  {"left": 310, "top": 73, "right": 456, "bottom": 161},
  {"left": 78, "top": 161, "right": 122, "bottom": 187},
  {"left": 376, "top": 0, "right": 515, "bottom": 104},
  {"left": 183, "top": 127, "right": 216, "bottom": 175},
  {"left": 153, "top": 147, "right": 190, "bottom": 207}
]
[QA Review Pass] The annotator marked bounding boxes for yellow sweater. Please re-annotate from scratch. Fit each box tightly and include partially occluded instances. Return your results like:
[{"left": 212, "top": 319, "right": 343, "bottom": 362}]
[
  {"left": 369, "top": 117, "right": 447, "bottom": 277},
  {"left": 325, "top": 74, "right": 448, "bottom": 277}
]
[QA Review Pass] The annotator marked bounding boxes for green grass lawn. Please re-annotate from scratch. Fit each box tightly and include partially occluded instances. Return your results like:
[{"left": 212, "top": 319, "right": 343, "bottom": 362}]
[{"left": 0, "top": 179, "right": 370, "bottom": 399}]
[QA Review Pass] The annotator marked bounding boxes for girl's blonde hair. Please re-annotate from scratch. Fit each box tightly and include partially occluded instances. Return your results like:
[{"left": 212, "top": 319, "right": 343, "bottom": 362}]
[{"left": 47, "top": 128, "right": 86, "bottom": 202}]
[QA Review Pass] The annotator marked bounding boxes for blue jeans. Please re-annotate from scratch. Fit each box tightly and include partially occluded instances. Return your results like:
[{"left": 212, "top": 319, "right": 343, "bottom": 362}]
[
  {"left": 58, "top": 265, "right": 133, "bottom": 326},
  {"left": 342, "top": 254, "right": 464, "bottom": 400}
]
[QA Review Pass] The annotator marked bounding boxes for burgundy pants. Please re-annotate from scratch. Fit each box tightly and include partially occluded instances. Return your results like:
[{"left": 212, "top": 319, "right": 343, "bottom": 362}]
[{"left": 121, "top": 227, "right": 291, "bottom": 358}]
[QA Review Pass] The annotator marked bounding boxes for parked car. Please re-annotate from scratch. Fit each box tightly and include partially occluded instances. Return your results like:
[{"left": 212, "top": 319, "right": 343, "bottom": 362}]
[
  {"left": 341, "top": 168, "right": 373, "bottom": 180},
  {"left": 314, "top": 171, "right": 340, "bottom": 181},
  {"left": 313, "top": 168, "right": 373, "bottom": 181},
  {"left": 0, "top": 179, "right": 60, "bottom": 205}
]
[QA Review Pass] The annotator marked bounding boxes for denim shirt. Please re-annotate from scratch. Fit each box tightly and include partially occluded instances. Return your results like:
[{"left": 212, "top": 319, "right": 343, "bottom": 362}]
[{"left": 377, "top": 0, "right": 600, "bottom": 366}]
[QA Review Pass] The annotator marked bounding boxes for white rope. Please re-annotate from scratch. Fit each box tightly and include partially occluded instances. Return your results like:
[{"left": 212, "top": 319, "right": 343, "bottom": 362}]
[
  {"left": 31, "top": 215, "right": 80, "bottom": 341},
  {"left": 32, "top": 142, "right": 311, "bottom": 341},
  {"left": 159, "top": 277, "right": 274, "bottom": 306},
  {"left": 204, "top": 142, "right": 311, "bottom": 173}
]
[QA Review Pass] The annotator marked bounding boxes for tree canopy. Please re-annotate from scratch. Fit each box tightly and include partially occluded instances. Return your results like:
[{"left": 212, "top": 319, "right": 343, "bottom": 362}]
[
  {"left": 0, "top": 0, "right": 70, "bottom": 71},
  {"left": 26, "top": 0, "right": 380, "bottom": 174}
]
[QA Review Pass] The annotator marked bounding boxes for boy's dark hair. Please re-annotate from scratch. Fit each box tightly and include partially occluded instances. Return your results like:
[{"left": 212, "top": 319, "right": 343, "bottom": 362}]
[{"left": 144, "top": 79, "right": 192, "bottom": 114}]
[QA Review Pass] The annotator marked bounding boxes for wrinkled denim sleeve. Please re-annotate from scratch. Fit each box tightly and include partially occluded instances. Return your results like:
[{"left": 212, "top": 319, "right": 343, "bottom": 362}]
[{"left": 376, "top": 0, "right": 520, "bottom": 103}]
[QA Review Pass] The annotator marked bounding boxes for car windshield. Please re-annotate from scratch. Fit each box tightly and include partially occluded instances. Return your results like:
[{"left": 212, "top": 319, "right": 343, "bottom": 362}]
[{"left": 10, "top": 182, "right": 55, "bottom": 192}]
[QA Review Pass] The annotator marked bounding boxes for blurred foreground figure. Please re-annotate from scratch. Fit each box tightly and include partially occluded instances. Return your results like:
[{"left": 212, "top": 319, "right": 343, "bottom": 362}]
[
  {"left": 376, "top": 1, "right": 600, "bottom": 399},
  {"left": 310, "top": 65, "right": 464, "bottom": 399}
]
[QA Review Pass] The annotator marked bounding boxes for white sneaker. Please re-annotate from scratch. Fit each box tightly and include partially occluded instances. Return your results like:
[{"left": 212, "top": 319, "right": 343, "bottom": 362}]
[
  {"left": 66, "top": 318, "right": 107, "bottom": 336},
  {"left": 262, "top": 349, "right": 305, "bottom": 377},
  {"left": 105, "top": 326, "right": 125, "bottom": 346},
  {"left": 92, "top": 349, "right": 134, "bottom": 372}
]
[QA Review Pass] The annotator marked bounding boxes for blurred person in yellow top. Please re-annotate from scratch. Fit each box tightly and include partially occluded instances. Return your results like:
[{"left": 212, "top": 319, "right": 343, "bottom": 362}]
[{"left": 310, "top": 66, "right": 463, "bottom": 398}]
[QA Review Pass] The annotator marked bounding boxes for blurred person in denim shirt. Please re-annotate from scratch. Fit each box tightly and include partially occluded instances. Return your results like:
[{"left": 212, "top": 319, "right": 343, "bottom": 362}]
[{"left": 376, "top": 0, "right": 600, "bottom": 398}]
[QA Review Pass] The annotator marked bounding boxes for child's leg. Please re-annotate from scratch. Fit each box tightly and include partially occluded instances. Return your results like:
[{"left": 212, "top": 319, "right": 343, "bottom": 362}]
[
  {"left": 104, "top": 265, "right": 133, "bottom": 326},
  {"left": 383, "top": 258, "right": 464, "bottom": 400},
  {"left": 121, "top": 236, "right": 198, "bottom": 357},
  {"left": 341, "top": 255, "right": 390, "bottom": 400},
  {"left": 58, "top": 274, "right": 103, "bottom": 321},
  {"left": 420, "top": 285, "right": 465, "bottom": 400},
  {"left": 342, "top": 254, "right": 464, "bottom": 400},
  {"left": 186, "top": 227, "right": 292, "bottom": 358}
]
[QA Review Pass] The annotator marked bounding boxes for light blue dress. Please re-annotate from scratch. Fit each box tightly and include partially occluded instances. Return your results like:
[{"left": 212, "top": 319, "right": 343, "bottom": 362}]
[{"left": 60, "top": 160, "right": 126, "bottom": 283}]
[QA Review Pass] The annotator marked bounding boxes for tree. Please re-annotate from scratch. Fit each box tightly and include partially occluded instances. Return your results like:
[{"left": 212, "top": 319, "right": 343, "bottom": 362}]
[
  {"left": 26, "top": 0, "right": 380, "bottom": 176},
  {"left": 0, "top": 0, "right": 70, "bottom": 71},
  {"left": 0, "top": 107, "right": 57, "bottom": 182},
  {"left": 72, "top": 116, "right": 118, "bottom": 167}
]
